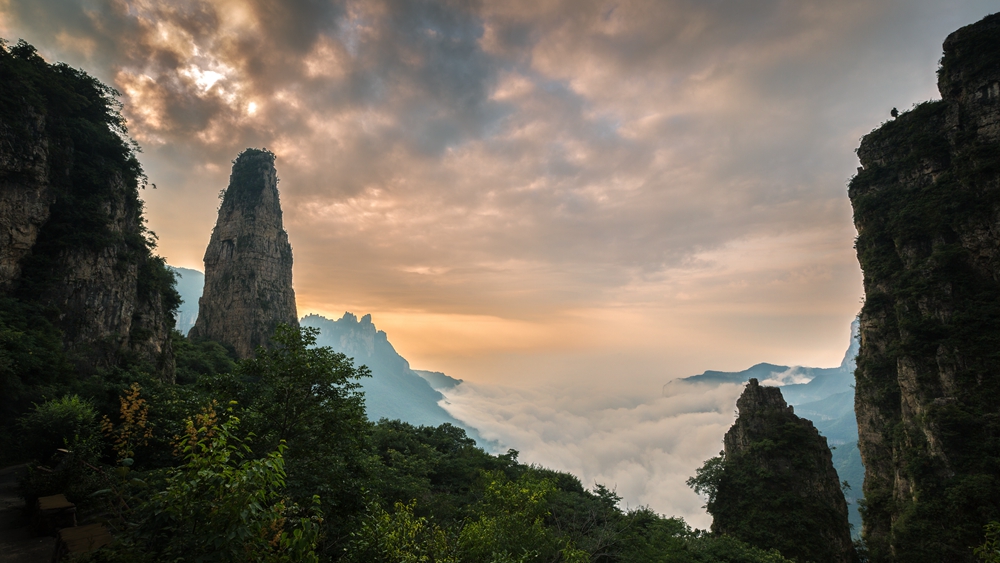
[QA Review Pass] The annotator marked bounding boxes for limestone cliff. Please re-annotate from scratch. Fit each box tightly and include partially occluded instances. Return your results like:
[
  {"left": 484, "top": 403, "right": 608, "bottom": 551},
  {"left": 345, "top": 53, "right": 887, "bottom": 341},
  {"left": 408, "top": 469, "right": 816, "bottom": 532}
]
[
  {"left": 712, "top": 379, "right": 854, "bottom": 563},
  {"left": 0, "top": 104, "right": 51, "bottom": 288},
  {"left": 849, "top": 13, "right": 1000, "bottom": 562},
  {"left": 189, "top": 149, "right": 297, "bottom": 358},
  {"left": 0, "top": 41, "right": 178, "bottom": 382}
]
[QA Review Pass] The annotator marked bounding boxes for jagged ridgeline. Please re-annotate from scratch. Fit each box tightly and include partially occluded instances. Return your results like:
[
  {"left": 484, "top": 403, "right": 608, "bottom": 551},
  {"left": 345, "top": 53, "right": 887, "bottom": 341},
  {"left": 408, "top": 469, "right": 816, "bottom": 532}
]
[
  {"left": 188, "top": 148, "right": 297, "bottom": 358},
  {"left": 0, "top": 40, "right": 179, "bottom": 421},
  {"left": 849, "top": 13, "right": 1000, "bottom": 562}
]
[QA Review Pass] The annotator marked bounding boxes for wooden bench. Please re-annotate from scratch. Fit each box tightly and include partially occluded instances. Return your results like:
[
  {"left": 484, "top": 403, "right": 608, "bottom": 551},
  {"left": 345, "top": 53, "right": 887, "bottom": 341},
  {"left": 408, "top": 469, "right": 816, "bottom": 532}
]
[
  {"left": 51, "top": 523, "right": 112, "bottom": 562},
  {"left": 35, "top": 494, "right": 76, "bottom": 533}
]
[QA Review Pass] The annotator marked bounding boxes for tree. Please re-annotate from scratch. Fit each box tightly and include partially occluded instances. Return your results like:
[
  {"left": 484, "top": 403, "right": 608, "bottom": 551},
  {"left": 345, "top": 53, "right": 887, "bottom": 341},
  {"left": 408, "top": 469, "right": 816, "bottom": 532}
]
[
  {"left": 975, "top": 522, "right": 1000, "bottom": 563},
  {"left": 347, "top": 500, "right": 458, "bottom": 563},
  {"left": 231, "top": 324, "right": 369, "bottom": 449},
  {"left": 687, "top": 452, "right": 726, "bottom": 507},
  {"left": 458, "top": 470, "right": 588, "bottom": 563},
  {"left": 221, "top": 324, "right": 371, "bottom": 555},
  {"left": 108, "top": 411, "right": 322, "bottom": 562}
]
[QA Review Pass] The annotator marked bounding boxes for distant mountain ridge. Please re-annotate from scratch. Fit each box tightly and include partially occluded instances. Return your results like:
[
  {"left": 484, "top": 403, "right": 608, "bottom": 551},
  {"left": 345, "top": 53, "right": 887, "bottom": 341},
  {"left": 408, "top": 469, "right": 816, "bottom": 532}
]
[
  {"left": 300, "top": 313, "right": 487, "bottom": 445},
  {"left": 677, "top": 319, "right": 858, "bottom": 427},
  {"left": 413, "top": 369, "right": 463, "bottom": 391},
  {"left": 169, "top": 266, "right": 204, "bottom": 335},
  {"left": 679, "top": 319, "right": 859, "bottom": 408}
]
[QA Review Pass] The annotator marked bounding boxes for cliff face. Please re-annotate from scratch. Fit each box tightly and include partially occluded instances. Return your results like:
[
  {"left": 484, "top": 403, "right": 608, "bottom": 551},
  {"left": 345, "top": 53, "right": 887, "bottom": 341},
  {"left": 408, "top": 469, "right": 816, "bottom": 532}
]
[
  {"left": 189, "top": 149, "right": 297, "bottom": 358},
  {"left": 0, "top": 105, "right": 51, "bottom": 288},
  {"left": 849, "top": 13, "right": 1000, "bottom": 562},
  {"left": 0, "top": 41, "right": 177, "bottom": 381},
  {"left": 713, "top": 379, "right": 855, "bottom": 563}
]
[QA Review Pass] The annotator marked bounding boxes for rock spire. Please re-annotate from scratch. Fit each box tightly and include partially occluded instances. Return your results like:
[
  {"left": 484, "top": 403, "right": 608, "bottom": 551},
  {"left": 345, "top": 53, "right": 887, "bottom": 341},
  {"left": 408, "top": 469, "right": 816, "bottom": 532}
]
[
  {"left": 712, "top": 379, "right": 855, "bottom": 563},
  {"left": 189, "top": 149, "right": 297, "bottom": 358}
]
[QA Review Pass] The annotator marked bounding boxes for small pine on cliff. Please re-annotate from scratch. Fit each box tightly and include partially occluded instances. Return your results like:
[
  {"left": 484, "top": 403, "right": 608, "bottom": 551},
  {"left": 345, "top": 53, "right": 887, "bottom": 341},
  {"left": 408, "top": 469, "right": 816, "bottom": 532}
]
[
  {"left": 848, "top": 11, "right": 1000, "bottom": 562},
  {"left": 690, "top": 379, "right": 855, "bottom": 563},
  {"left": 0, "top": 40, "right": 179, "bottom": 421},
  {"left": 188, "top": 149, "right": 297, "bottom": 358}
]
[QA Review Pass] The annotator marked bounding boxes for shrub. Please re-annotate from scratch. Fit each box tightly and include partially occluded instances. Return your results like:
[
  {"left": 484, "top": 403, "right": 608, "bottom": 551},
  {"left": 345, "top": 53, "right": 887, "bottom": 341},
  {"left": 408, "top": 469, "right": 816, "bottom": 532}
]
[{"left": 17, "top": 394, "right": 101, "bottom": 463}]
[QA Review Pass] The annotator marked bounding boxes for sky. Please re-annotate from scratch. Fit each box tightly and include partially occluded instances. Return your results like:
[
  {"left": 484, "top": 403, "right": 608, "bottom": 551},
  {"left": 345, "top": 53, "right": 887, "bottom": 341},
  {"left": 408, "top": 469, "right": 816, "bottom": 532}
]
[{"left": 2, "top": 1, "right": 997, "bottom": 385}]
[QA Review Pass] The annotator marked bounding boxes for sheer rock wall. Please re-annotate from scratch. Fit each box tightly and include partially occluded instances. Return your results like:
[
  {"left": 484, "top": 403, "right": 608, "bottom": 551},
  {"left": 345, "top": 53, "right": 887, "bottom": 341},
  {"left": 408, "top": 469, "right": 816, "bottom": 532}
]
[
  {"left": 849, "top": 12, "right": 1000, "bottom": 562},
  {"left": 189, "top": 149, "right": 297, "bottom": 358},
  {"left": 0, "top": 49, "right": 176, "bottom": 380}
]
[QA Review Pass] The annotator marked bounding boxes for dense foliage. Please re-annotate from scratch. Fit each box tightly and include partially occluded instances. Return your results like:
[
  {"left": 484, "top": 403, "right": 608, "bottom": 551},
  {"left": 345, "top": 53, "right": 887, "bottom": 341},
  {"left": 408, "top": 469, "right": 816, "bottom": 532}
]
[
  {"left": 0, "top": 296, "right": 74, "bottom": 434},
  {"left": 7, "top": 322, "right": 797, "bottom": 563}
]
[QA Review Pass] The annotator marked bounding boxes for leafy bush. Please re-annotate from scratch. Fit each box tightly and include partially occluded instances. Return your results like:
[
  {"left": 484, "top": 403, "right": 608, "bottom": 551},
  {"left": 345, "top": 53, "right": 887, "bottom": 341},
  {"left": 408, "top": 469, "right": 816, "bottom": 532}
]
[
  {"left": 172, "top": 331, "right": 236, "bottom": 384},
  {"left": 99, "top": 412, "right": 322, "bottom": 562},
  {"left": 975, "top": 522, "right": 1000, "bottom": 563},
  {"left": 347, "top": 500, "right": 457, "bottom": 563},
  {"left": 17, "top": 394, "right": 101, "bottom": 463},
  {"left": 211, "top": 324, "right": 371, "bottom": 556}
]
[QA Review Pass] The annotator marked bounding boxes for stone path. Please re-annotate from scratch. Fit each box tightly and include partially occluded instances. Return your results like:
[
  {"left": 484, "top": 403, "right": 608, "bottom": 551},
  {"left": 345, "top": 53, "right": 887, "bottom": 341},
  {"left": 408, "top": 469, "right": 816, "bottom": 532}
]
[{"left": 0, "top": 464, "right": 55, "bottom": 562}]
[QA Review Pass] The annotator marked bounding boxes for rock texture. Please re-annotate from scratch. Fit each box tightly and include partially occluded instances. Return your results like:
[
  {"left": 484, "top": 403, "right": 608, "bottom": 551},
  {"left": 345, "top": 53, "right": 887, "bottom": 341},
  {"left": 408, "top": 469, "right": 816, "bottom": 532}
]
[
  {"left": 0, "top": 42, "right": 177, "bottom": 380},
  {"left": 849, "top": 13, "right": 1000, "bottom": 562},
  {"left": 189, "top": 149, "right": 297, "bottom": 358},
  {"left": 712, "top": 379, "right": 855, "bottom": 563},
  {"left": 0, "top": 106, "right": 52, "bottom": 289}
]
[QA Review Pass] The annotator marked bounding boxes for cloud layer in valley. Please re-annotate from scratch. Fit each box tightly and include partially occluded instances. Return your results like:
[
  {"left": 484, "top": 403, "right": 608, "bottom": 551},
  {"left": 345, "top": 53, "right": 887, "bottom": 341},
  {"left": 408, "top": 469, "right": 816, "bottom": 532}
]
[{"left": 439, "top": 378, "right": 745, "bottom": 528}]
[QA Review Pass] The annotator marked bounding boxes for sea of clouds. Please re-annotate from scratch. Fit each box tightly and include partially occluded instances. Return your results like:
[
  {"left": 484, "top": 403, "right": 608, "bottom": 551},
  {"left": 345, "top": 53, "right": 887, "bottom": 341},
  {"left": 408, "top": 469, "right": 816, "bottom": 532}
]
[{"left": 438, "top": 378, "right": 747, "bottom": 529}]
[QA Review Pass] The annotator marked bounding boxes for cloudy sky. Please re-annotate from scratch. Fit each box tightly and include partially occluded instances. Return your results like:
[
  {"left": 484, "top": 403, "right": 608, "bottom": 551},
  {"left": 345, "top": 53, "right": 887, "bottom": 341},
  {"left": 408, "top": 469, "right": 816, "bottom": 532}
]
[
  {"left": 4, "top": 0, "right": 996, "bottom": 526},
  {"left": 2, "top": 1, "right": 995, "bottom": 383}
]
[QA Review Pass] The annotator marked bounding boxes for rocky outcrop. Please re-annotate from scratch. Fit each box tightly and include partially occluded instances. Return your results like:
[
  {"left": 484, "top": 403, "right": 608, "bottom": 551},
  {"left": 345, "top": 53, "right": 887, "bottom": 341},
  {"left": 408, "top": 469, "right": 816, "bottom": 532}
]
[
  {"left": 189, "top": 149, "right": 297, "bottom": 358},
  {"left": 849, "top": 13, "right": 1000, "bottom": 562},
  {"left": 0, "top": 41, "right": 177, "bottom": 381},
  {"left": 712, "top": 379, "right": 855, "bottom": 563}
]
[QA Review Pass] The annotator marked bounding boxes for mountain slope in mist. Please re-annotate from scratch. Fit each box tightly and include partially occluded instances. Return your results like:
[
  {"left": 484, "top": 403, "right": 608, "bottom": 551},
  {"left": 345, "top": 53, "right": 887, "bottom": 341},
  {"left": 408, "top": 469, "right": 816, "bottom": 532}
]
[
  {"left": 169, "top": 266, "right": 204, "bottom": 335},
  {"left": 299, "top": 313, "right": 487, "bottom": 445}
]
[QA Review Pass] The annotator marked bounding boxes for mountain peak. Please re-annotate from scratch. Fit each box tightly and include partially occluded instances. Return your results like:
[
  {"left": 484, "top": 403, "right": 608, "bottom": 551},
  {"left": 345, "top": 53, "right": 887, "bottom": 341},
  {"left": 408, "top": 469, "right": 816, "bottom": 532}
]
[{"left": 188, "top": 149, "right": 297, "bottom": 358}]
